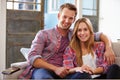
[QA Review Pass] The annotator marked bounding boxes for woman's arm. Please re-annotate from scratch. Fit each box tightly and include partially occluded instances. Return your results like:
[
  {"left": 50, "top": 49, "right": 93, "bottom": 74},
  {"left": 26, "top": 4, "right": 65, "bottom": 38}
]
[
  {"left": 69, "top": 66, "right": 104, "bottom": 75},
  {"left": 63, "top": 46, "right": 76, "bottom": 69},
  {"left": 92, "top": 67, "right": 104, "bottom": 74}
]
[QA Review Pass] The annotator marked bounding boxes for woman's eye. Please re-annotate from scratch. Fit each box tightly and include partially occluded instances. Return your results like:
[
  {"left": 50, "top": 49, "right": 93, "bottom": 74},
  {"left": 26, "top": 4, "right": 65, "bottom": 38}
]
[{"left": 84, "top": 28, "right": 88, "bottom": 31}]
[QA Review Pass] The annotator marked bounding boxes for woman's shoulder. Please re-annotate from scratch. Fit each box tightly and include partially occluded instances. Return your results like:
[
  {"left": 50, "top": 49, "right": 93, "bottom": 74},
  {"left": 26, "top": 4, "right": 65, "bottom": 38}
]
[{"left": 65, "top": 46, "right": 75, "bottom": 54}]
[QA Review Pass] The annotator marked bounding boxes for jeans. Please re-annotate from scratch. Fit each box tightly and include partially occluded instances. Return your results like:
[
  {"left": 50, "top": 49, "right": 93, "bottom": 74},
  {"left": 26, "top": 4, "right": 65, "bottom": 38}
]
[
  {"left": 65, "top": 72, "right": 92, "bottom": 79},
  {"left": 65, "top": 64, "right": 120, "bottom": 79},
  {"left": 31, "top": 68, "right": 91, "bottom": 79},
  {"left": 107, "top": 64, "right": 120, "bottom": 79},
  {"left": 94, "top": 64, "right": 120, "bottom": 79},
  {"left": 31, "top": 68, "right": 61, "bottom": 79},
  {"left": 31, "top": 64, "right": 120, "bottom": 79}
]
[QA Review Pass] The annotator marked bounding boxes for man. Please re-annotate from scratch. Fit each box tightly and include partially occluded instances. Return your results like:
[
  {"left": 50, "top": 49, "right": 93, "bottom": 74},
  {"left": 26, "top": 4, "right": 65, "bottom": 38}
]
[{"left": 19, "top": 3, "right": 115, "bottom": 79}]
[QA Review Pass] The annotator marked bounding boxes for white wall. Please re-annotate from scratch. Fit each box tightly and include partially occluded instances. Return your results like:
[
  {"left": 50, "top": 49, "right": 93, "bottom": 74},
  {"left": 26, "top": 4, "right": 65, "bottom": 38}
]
[
  {"left": 0, "top": 0, "right": 6, "bottom": 79},
  {"left": 99, "top": 0, "right": 120, "bottom": 42},
  {"left": 76, "top": 0, "right": 82, "bottom": 19}
]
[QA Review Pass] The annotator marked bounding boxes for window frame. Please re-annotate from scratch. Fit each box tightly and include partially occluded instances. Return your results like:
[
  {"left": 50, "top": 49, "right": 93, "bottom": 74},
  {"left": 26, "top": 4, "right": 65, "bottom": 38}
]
[
  {"left": 82, "top": 0, "right": 98, "bottom": 16},
  {"left": 7, "top": 0, "right": 42, "bottom": 11}
]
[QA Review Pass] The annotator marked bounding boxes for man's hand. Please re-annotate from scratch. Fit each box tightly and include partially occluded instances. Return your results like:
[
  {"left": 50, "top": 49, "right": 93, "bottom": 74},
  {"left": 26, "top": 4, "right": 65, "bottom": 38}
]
[
  {"left": 104, "top": 47, "right": 115, "bottom": 65},
  {"left": 99, "top": 33, "right": 115, "bottom": 65},
  {"left": 54, "top": 67, "right": 69, "bottom": 78}
]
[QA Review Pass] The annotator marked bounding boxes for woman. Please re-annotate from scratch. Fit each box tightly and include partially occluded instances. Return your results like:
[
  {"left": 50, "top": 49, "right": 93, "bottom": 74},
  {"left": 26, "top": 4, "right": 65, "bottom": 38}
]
[{"left": 63, "top": 17, "right": 120, "bottom": 79}]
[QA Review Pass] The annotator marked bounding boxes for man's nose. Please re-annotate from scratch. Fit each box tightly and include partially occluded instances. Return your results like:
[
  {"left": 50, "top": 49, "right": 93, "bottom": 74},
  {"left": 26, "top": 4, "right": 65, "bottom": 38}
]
[{"left": 65, "top": 18, "right": 69, "bottom": 23}]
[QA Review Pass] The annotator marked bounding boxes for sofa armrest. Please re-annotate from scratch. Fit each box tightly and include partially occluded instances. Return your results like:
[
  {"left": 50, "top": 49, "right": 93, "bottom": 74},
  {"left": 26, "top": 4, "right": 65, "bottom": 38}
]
[
  {"left": 2, "top": 61, "right": 29, "bottom": 79},
  {"left": 3, "top": 69, "right": 24, "bottom": 79}
]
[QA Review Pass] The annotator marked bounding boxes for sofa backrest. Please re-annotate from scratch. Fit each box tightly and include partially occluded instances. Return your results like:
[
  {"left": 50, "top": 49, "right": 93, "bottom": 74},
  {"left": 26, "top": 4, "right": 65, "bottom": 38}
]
[{"left": 112, "top": 42, "right": 120, "bottom": 66}]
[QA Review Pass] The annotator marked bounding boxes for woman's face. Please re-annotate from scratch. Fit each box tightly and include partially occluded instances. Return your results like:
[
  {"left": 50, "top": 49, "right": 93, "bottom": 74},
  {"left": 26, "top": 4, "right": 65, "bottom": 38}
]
[{"left": 77, "top": 22, "right": 90, "bottom": 42}]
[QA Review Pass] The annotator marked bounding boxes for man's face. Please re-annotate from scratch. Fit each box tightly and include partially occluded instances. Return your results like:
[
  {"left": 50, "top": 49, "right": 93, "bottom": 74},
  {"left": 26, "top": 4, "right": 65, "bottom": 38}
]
[{"left": 58, "top": 8, "right": 76, "bottom": 30}]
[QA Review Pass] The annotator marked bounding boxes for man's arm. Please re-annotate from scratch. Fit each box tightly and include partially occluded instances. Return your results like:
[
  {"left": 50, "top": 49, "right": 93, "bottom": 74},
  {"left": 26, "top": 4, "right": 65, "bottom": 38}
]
[
  {"left": 33, "top": 58, "right": 69, "bottom": 78},
  {"left": 100, "top": 33, "right": 115, "bottom": 65},
  {"left": 28, "top": 31, "right": 69, "bottom": 78}
]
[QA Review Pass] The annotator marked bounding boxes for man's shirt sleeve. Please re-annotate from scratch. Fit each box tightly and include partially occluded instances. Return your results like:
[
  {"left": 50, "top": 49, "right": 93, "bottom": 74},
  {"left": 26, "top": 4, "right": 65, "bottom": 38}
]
[{"left": 94, "top": 32, "right": 103, "bottom": 41}]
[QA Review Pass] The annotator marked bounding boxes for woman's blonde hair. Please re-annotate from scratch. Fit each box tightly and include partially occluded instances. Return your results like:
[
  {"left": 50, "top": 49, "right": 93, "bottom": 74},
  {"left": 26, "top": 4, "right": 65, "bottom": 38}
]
[{"left": 70, "top": 17, "right": 94, "bottom": 66}]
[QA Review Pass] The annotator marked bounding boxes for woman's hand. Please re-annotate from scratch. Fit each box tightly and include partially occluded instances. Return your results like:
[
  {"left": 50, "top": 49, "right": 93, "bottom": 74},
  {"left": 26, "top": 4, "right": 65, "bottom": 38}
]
[
  {"left": 70, "top": 65, "right": 94, "bottom": 74},
  {"left": 80, "top": 65, "right": 94, "bottom": 74},
  {"left": 69, "top": 65, "right": 95, "bottom": 75}
]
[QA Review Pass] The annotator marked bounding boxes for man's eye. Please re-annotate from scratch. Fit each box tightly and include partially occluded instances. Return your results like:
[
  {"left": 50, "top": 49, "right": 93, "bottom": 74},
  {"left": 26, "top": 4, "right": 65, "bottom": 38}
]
[{"left": 63, "top": 16, "right": 67, "bottom": 18}]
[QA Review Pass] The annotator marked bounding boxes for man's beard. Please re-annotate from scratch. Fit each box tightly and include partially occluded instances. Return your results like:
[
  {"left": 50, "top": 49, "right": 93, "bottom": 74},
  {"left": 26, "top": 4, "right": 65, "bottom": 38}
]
[{"left": 61, "top": 24, "right": 71, "bottom": 30}]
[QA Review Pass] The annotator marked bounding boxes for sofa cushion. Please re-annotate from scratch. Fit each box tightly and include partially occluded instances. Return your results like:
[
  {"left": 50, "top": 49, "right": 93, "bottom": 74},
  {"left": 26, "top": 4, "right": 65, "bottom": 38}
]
[
  {"left": 3, "top": 69, "right": 24, "bottom": 79},
  {"left": 112, "top": 42, "right": 120, "bottom": 66}
]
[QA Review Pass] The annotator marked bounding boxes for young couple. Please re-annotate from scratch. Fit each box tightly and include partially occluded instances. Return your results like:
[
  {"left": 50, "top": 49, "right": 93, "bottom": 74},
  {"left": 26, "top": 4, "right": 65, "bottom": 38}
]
[{"left": 19, "top": 3, "right": 120, "bottom": 79}]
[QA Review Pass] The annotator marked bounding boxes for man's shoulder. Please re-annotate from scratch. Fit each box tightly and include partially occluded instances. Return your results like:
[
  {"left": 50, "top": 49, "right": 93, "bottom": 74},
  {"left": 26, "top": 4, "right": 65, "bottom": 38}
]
[
  {"left": 69, "top": 28, "right": 73, "bottom": 32},
  {"left": 38, "top": 27, "right": 55, "bottom": 33},
  {"left": 68, "top": 28, "right": 73, "bottom": 37}
]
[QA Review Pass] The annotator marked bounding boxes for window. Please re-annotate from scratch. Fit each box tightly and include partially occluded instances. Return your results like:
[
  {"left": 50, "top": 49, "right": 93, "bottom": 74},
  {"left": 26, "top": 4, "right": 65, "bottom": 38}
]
[
  {"left": 7, "top": 0, "right": 42, "bottom": 11},
  {"left": 83, "top": 0, "right": 97, "bottom": 16}
]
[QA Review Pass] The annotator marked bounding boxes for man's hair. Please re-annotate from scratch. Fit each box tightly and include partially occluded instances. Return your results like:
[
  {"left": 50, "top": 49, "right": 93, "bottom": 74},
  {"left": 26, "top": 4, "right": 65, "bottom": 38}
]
[{"left": 59, "top": 3, "right": 77, "bottom": 17}]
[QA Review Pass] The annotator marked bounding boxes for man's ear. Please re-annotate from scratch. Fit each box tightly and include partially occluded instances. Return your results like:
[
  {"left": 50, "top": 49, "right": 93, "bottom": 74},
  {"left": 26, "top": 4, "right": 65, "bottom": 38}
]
[{"left": 57, "top": 13, "right": 60, "bottom": 19}]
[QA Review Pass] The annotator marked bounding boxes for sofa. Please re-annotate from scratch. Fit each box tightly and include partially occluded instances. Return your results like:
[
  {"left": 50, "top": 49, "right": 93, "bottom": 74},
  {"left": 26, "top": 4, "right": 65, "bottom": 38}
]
[{"left": 2, "top": 42, "right": 120, "bottom": 79}]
